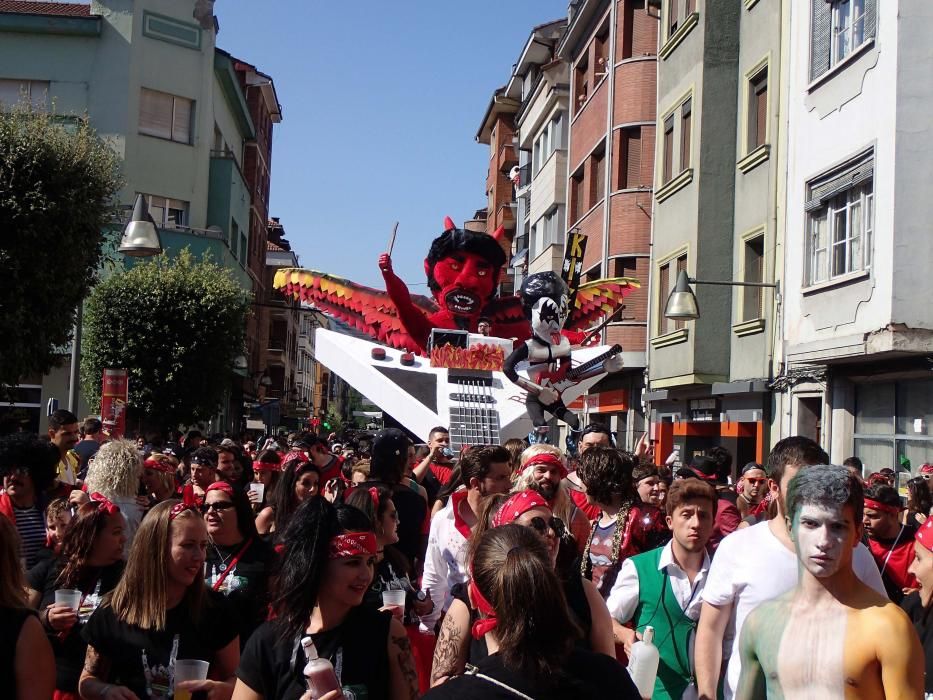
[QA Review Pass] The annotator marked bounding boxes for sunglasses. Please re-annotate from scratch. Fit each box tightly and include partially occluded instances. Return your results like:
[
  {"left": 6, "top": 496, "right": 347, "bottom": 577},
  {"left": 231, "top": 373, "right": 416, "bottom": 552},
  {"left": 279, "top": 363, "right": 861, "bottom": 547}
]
[
  {"left": 745, "top": 477, "right": 767, "bottom": 485},
  {"left": 200, "top": 501, "right": 235, "bottom": 514},
  {"left": 527, "top": 516, "right": 565, "bottom": 538}
]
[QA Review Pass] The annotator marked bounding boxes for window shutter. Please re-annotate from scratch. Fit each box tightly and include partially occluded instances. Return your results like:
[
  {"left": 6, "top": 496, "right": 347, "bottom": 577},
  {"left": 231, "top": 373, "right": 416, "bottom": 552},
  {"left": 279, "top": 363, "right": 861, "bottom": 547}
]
[
  {"left": 626, "top": 129, "right": 642, "bottom": 188},
  {"left": 139, "top": 88, "right": 172, "bottom": 139},
  {"left": 810, "top": 1, "right": 832, "bottom": 82},
  {"left": 804, "top": 153, "right": 873, "bottom": 211},
  {"left": 172, "top": 97, "right": 192, "bottom": 144},
  {"left": 864, "top": 0, "right": 877, "bottom": 39},
  {"left": 755, "top": 81, "right": 768, "bottom": 147}
]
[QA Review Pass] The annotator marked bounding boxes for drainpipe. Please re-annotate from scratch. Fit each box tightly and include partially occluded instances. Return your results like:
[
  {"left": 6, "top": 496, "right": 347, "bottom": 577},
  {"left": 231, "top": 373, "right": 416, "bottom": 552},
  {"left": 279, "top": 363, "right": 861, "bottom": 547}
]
[{"left": 601, "top": 0, "right": 618, "bottom": 279}]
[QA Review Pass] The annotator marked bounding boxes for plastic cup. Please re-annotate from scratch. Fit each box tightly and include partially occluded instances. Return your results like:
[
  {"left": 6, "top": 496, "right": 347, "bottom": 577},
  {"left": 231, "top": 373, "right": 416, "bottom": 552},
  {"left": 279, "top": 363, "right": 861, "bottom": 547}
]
[
  {"left": 382, "top": 589, "right": 406, "bottom": 608},
  {"left": 174, "top": 659, "right": 209, "bottom": 700},
  {"left": 248, "top": 482, "right": 265, "bottom": 502},
  {"left": 54, "top": 589, "right": 82, "bottom": 611}
]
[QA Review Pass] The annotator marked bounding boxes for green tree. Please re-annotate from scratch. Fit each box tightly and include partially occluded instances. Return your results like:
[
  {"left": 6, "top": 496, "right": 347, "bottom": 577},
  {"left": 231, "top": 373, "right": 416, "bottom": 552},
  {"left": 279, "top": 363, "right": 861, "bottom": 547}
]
[
  {"left": 0, "top": 106, "right": 121, "bottom": 388},
  {"left": 80, "top": 249, "right": 251, "bottom": 430}
]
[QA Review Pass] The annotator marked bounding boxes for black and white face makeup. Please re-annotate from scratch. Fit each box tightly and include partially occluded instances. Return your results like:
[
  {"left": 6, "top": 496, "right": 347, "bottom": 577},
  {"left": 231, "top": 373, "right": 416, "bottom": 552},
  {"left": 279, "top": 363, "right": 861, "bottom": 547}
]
[{"left": 530, "top": 294, "right": 570, "bottom": 345}]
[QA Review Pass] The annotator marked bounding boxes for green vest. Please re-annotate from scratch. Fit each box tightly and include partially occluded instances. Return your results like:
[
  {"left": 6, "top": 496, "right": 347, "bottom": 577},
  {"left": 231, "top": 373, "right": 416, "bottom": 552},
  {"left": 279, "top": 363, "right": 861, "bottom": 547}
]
[{"left": 630, "top": 547, "right": 696, "bottom": 700}]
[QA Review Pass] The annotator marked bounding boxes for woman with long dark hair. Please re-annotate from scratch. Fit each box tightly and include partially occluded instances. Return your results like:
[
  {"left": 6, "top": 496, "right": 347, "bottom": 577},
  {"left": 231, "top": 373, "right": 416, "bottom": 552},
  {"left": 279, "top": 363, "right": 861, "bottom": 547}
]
[
  {"left": 424, "top": 524, "right": 637, "bottom": 699},
  {"left": 906, "top": 476, "right": 932, "bottom": 527},
  {"left": 203, "top": 482, "right": 272, "bottom": 644},
  {"left": 255, "top": 460, "right": 320, "bottom": 536},
  {"left": 430, "top": 490, "right": 614, "bottom": 686},
  {"left": 80, "top": 500, "right": 240, "bottom": 700},
  {"left": 0, "top": 516, "right": 55, "bottom": 699},
  {"left": 233, "top": 497, "right": 418, "bottom": 700},
  {"left": 27, "top": 494, "right": 126, "bottom": 699},
  {"left": 248, "top": 450, "right": 282, "bottom": 513}
]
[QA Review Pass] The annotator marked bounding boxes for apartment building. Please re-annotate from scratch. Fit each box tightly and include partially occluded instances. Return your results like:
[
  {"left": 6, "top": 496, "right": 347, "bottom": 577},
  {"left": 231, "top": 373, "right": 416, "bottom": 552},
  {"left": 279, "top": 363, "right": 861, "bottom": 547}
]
[
  {"left": 780, "top": 0, "right": 933, "bottom": 471},
  {"left": 557, "top": 0, "right": 659, "bottom": 449},
  {"left": 0, "top": 0, "right": 279, "bottom": 433}
]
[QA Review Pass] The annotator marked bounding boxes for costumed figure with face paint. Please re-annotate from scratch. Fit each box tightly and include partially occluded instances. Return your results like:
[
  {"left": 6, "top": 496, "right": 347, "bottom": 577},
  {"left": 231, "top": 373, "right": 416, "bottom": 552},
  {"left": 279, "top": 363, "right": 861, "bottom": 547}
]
[{"left": 503, "top": 272, "right": 624, "bottom": 447}]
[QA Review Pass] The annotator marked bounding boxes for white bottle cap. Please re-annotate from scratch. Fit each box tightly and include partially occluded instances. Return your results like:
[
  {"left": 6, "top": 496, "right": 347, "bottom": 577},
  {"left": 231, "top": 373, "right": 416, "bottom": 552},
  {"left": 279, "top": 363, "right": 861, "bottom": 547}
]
[{"left": 643, "top": 626, "right": 655, "bottom": 644}]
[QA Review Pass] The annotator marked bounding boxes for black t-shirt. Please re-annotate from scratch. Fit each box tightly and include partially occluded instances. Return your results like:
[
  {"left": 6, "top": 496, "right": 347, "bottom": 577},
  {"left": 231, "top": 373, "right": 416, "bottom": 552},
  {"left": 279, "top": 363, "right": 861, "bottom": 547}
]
[
  {"left": 422, "top": 648, "right": 638, "bottom": 700},
  {"left": 363, "top": 547, "right": 418, "bottom": 625},
  {"left": 901, "top": 592, "right": 933, "bottom": 693},
  {"left": 237, "top": 606, "right": 392, "bottom": 700},
  {"left": 73, "top": 439, "right": 101, "bottom": 475},
  {"left": 1, "top": 606, "right": 35, "bottom": 696},
  {"left": 28, "top": 557, "right": 124, "bottom": 692},
  {"left": 204, "top": 536, "right": 273, "bottom": 644},
  {"left": 82, "top": 591, "right": 239, "bottom": 699},
  {"left": 359, "top": 479, "right": 427, "bottom": 568}
]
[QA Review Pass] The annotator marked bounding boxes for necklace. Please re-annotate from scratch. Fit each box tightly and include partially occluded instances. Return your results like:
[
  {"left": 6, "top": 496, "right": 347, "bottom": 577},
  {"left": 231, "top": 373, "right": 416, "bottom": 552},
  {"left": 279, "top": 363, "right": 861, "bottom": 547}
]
[
  {"left": 210, "top": 540, "right": 233, "bottom": 571},
  {"left": 581, "top": 501, "right": 632, "bottom": 578}
]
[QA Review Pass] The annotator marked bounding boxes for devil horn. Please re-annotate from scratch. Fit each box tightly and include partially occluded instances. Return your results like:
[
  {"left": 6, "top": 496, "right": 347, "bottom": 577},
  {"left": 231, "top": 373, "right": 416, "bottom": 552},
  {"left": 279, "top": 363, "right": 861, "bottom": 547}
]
[
  {"left": 443, "top": 216, "right": 456, "bottom": 231},
  {"left": 491, "top": 225, "right": 506, "bottom": 242}
]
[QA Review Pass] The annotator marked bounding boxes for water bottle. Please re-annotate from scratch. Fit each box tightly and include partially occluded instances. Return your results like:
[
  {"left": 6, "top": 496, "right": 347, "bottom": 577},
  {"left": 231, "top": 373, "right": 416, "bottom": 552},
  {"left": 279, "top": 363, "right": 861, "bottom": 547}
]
[
  {"left": 301, "top": 637, "right": 341, "bottom": 699},
  {"left": 627, "top": 625, "right": 660, "bottom": 700}
]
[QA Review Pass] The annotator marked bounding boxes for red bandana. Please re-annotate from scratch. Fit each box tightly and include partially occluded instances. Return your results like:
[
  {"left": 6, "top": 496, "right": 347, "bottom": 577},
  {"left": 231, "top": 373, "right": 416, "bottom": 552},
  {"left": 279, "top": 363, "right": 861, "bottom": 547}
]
[
  {"left": 328, "top": 531, "right": 377, "bottom": 559},
  {"left": 917, "top": 517, "right": 933, "bottom": 552},
  {"left": 469, "top": 573, "right": 497, "bottom": 640},
  {"left": 492, "top": 490, "right": 550, "bottom": 528},
  {"left": 368, "top": 487, "right": 380, "bottom": 509},
  {"left": 252, "top": 459, "right": 282, "bottom": 473},
  {"left": 863, "top": 498, "right": 901, "bottom": 515},
  {"left": 206, "top": 481, "right": 235, "bottom": 496},
  {"left": 144, "top": 458, "right": 175, "bottom": 474},
  {"left": 523, "top": 453, "right": 568, "bottom": 478},
  {"left": 89, "top": 492, "right": 120, "bottom": 515}
]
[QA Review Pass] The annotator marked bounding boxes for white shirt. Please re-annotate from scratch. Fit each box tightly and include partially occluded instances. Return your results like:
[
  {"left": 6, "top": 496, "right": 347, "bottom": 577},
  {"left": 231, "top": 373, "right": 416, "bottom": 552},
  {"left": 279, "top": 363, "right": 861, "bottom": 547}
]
[
  {"left": 419, "top": 491, "right": 470, "bottom": 631},
  {"left": 607, "top": 541, "right": 711, "bottom": 700},
  {"left": 701, "top": 520, "right": 886, "bottom": 700}
]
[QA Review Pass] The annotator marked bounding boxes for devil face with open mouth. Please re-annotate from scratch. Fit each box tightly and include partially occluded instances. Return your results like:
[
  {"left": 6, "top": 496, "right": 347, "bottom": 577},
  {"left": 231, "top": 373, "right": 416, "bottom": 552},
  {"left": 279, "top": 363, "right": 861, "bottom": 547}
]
[{"left": 430, "top": 251, "right": 497, "bottom": 322}]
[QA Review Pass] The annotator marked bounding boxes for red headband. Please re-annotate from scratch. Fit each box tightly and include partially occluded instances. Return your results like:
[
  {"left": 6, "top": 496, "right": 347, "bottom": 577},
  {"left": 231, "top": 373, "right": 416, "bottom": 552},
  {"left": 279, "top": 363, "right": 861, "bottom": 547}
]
[
  {"left": 523, "top": 452, "right": 567, "bottom": 478},
  {"left": 469, "top": 575, "right": 497, "bottom": 640},
  {"left": 89, "top": 492, "right": 120, "bottom": 516},
  {"left": 169, "top": 502, "right": 197, "bottom": 521},
  {"left": 916, "top": 517, "right": 933, "bottom": 552},
  {"left": 368, "top": 487, "right": 380, "bottom": 509},
  {"left": 863, "top": 498, "right": 901, "bottom": 515},
  {"left": 206, "top": 481, "right": 235, "bottom": 496},
  {"left": 252, "top": 459, "right": 281, "bottom": 473},
  {"left": 492, "top": 490, "right": 550, "bottom": 528},
  {"left": 328, "top": 531, "right": 377, "bottom": 560},
  {"left": 144, "top": 457, "right": 175, "bottom": 474}
]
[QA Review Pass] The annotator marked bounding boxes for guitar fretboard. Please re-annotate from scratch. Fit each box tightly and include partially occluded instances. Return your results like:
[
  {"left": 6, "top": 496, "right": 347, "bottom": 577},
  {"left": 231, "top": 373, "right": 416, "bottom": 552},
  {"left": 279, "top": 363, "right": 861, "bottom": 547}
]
[
  {"left": 448, "top": 372, "right": 500, "bottom": 449},
  {"left": 566, "top": 344, "right": 623, "bottom": 381}
]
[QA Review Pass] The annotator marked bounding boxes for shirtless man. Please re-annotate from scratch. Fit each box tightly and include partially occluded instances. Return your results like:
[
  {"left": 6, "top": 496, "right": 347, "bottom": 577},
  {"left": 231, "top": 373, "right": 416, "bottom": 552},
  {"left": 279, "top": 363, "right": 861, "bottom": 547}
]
[{"left": 736, "top": 465, "right": 923, "bottom": 700}]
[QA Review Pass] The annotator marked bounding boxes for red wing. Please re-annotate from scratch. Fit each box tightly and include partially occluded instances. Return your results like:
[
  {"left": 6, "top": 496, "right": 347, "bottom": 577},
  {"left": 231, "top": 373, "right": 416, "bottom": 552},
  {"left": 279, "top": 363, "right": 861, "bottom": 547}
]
[
  {"left": 566, "top": 277, "right": 641, "bottom": 333},
  {"left": 272, "top": 268, "right": 437, "bottom": 351},
  {"left": 487, "top": 295, "right": 525, "bottom": 326}
]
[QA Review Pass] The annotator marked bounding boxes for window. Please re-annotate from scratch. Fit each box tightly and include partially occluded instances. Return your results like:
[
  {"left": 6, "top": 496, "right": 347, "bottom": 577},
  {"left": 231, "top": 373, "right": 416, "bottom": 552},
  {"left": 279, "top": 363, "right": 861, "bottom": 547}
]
[
  {"left": 143, "top": 195, "right": 188, "bottom": 229},
  {"left": 590, "top": 147, "right": 605, "bottom": 208},
  {"left": 532, "top": 207, "right": 563, "bottom": 260},
  {"left": 569, "top": 168, "right": 585, "bottom": 223},
  {"left": 805, "top": 154, "right": 873, "bottom": 285},
  {"left": 853, "top": 380, "right": 933, "bottom": 473},
  {"left": 594, "top": 25, "right": 610, "bottom": 82},
  {"left": 742, "top": 236, "right": 765, "bottom": 321},
  {"left": 613, "top": 257, "right": 637, "bottom": 278},
  {"left": 619, "top": 127, "right": 643, "bottom": 189},
  {"left": 748, "top": 67, "right": 768, "bottom": 151},
  {"left": 662, "top": 115, "right": 674, "bottom": 183},
  {"left": 810, "top": 0, "right": 876, "bottom": 82},
  {"left": 230, "top": 220, "right": 239, "bottom": 251},
  {"left": 139, "top": 88, "right": 193, "bottom": 144},
  {"left": 680, "top": 98, "right": 692, "bottom": 171},
  {"left": 574, "top": 56, "right": 589, "bottom": 114},
  {"left": 0, "top": 79, "right": 49, "bottom": 111},
  {"left": 532, "top": 114, "right": 565, "bottom": 178},
  {"left": 658, "top": 254, "right": 687, "bottom": 334},
  {"left": 668, "top": 0, "right": 696, "bottom": 38}
]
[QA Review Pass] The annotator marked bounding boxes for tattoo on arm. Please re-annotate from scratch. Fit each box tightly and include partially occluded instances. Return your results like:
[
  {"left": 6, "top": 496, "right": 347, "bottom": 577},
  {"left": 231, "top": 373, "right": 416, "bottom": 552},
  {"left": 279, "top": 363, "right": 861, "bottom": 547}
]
[
  {"left": 431, "top": 613, "right": 464, "bottom": 684},
  {"left": 83, "top": 645, "right": 109, "bottom": 679},
  {"left": 390, "top": 633, "right": 419, "bottom": 700}
]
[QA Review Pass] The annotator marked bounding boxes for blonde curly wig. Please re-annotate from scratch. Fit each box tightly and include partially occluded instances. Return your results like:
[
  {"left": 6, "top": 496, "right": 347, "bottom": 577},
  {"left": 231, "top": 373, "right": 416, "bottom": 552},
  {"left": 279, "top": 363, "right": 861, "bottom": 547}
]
[{"left": 84, "top": 438, "right": 142, "bottom": 499}]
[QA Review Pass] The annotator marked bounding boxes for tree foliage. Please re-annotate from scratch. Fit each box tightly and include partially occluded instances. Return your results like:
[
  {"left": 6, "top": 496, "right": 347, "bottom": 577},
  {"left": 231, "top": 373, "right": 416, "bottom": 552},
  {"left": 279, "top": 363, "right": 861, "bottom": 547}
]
[
  {"left": 0, "top": 106, "right": 122, "bottom": 388},
  {"left": 80, "top": 249, "right": 252, "bottom": 429}
]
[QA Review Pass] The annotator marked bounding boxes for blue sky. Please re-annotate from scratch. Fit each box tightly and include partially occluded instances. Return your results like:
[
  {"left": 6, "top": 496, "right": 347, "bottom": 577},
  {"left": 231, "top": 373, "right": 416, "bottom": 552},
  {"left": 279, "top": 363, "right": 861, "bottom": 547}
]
[{"left": 217, "top": 1, "right": 567, "bottom": 288}]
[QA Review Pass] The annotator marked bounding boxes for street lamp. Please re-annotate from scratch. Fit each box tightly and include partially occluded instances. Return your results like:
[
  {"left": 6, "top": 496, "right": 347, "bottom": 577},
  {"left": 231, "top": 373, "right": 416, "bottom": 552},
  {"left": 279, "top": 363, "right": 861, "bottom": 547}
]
[
  {"left": 68, "top": 194, "right": 163, "bottom": 413},
  {"left": 664, "top": 270, "right": 780, "bottom": 321},
  {"left": 118, "top": 194, "right": 163, "bottom": 256}
]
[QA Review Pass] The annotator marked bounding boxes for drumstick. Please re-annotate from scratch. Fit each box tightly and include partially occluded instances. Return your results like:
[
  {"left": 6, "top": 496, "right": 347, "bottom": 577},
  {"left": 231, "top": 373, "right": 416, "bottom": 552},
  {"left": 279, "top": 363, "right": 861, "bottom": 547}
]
[{"left": 387, "top": 222, "right": 399, "bottom": 256}]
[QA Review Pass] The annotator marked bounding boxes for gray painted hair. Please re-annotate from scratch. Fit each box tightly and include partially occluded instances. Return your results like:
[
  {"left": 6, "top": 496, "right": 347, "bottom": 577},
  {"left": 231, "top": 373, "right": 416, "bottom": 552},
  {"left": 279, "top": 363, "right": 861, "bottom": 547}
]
[{"left": 786, "top": 464, "right": 864, "bottom": 525}]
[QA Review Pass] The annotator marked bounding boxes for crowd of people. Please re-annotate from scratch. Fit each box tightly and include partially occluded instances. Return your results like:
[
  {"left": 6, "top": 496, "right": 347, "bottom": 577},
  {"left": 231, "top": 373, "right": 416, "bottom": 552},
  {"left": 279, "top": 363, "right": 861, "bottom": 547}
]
[{"left": 2, "top": 408, "right": 932, "bottom": 699}]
